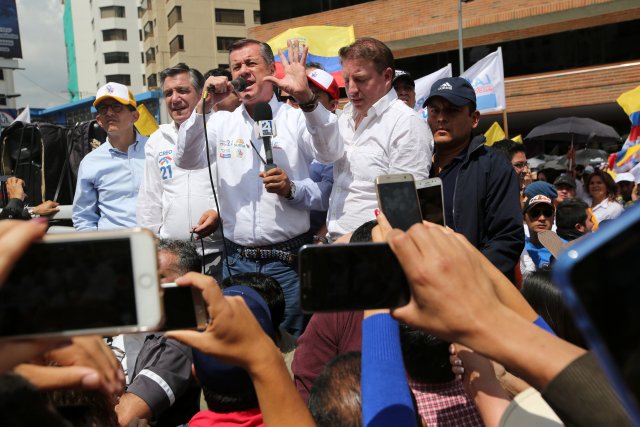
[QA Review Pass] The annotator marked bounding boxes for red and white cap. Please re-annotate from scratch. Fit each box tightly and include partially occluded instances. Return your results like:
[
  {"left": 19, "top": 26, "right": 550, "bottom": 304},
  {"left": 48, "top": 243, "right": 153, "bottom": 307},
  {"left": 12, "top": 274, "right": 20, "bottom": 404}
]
[{"left": 307, "top": 69, "right": 340, "bottom": 101}]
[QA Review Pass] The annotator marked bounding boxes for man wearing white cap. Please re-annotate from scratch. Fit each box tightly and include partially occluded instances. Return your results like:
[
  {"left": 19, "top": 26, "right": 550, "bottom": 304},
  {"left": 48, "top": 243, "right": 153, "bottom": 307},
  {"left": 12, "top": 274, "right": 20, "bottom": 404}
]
[
  {"left": 615, "top": 172, "right": 636, "bottom": 209},
  {"left": 72, "top": 82, "right": 147, "bottom": 230}
]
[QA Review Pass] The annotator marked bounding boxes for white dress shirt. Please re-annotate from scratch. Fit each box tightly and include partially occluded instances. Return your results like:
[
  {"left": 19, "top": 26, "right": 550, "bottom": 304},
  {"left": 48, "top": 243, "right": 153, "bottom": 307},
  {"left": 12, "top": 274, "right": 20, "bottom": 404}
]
[
  {"left": 308, "top": 89, "right": 433, "bottom": 240},
  {"left": 591, "top": 198, "right": 624, "bottom": 223},
  {"left": 175, "top": 95, "right": 338, "bottom": 246},
  {"left": 136, "top": 122, "right": 223, "bottom": 255}
]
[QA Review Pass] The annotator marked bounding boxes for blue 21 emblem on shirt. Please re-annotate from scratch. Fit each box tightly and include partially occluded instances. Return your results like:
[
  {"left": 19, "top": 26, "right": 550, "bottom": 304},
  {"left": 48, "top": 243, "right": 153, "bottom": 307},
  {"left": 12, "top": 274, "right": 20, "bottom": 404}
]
[{"left": 158, "top": 155, "right": 173, "bottom": 180}]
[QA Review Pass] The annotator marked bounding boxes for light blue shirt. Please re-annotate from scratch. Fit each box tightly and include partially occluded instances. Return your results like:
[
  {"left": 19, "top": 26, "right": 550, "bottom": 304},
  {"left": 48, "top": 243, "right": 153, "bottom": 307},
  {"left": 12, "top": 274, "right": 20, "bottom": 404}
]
[{"left": 72, "top": 133, "right": 147, "bottom": 231}]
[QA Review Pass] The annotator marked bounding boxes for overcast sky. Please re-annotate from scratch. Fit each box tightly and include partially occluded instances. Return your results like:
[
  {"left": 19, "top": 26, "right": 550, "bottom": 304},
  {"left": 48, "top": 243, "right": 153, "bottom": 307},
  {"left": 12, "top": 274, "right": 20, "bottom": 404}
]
[{"left": 14, "top": 0, "right": 68, "bottom": 109}]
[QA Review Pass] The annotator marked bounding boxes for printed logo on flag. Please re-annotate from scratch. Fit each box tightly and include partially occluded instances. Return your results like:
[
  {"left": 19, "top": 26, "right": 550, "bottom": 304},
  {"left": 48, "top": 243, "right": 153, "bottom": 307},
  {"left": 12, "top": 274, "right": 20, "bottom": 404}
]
[{"left": 471, "top": 74, "right": 497, "bottom": 111}]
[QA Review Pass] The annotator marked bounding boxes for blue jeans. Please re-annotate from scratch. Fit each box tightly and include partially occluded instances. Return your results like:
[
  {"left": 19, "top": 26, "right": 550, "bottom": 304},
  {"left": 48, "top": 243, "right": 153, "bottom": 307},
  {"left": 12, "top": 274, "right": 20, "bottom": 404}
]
[{"left": 223, "top": 252, "right": 304, "bottom": 337}]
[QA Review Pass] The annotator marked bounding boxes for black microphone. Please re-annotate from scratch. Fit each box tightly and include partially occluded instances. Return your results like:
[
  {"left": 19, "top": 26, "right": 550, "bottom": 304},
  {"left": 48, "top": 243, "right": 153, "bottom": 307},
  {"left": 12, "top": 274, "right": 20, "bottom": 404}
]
[
  {"left": 230, "top": 76, "right": 247, "bottom": 92},
  {"left": 205, "top": 77, "right": 246, "bottom": 98},
  {"left": 254, "top": 102, "right": 277, "bottom": 171}
]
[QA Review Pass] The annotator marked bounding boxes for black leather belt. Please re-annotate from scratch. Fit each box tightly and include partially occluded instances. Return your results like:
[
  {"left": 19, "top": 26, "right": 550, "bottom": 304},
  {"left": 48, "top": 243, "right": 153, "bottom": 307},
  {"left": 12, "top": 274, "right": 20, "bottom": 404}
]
[{"left": 224, "top": 232, "right": 312, "bottom": 265}]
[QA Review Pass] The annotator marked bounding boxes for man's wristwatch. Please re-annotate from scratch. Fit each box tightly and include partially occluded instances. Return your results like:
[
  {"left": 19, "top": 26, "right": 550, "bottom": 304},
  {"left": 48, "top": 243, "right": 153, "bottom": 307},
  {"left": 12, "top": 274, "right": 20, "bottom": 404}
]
[
  {"left": 298, "top": 92, "right": 319, "bottom": 112},
  {"left": 285, "top": 180, "right": 297, "bottom": 200}
]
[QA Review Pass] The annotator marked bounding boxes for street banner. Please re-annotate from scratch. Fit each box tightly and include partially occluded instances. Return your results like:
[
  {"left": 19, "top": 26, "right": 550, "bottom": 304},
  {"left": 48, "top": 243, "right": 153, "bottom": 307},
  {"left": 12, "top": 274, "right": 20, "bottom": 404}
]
[
  {"left": 0, "top": 0, "right": 22, "bottom": 58},
  {"left": 461, "top": 47, "right": 505, "bottom": 113}
]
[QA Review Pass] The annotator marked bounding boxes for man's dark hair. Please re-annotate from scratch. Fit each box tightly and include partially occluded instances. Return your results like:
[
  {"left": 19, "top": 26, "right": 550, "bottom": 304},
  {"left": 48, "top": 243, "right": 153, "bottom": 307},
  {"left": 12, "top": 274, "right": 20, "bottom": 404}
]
[
  {"left": 157, "top": 239, "right": 201, "bottom": 275},
  {"left": 339, "top": 37, "right": 394, "bottom": 75},
  {"left": 220, "top": 272, "right": 285, "bottom": 331},
  {"left": 202, "top": 384, "right": 258, "bottom": 413},
  {"left": 350, "top": 219, "right": 377, "bottom": 243},
  {"left": 309, "top": 352, "right": 362, "bottom": 427},
  {"left": 491, "top": 138, "right": 515, "bottom": 160},
  {"left": 399, "top": 324, "right": 454, "bottom": 383},
  {"left": 306, "top": 62, "right": 324, "bottom": 70},
  {"left": 204, "top": 67, "right": 232, "bottom": 81},
  {"left": 508, "top": 143, "right": 526, "bottom": 160},
  {"left": 159, "top": 63, "right": 205, "bottom": 92},
  {"left": 0, "top": 373, "right": 71, "bottom": 427},
  {"left": 228, "top": 39, "right": 275, "bottom": 65},
  {"left": 555, "top": 198, "right": 589, "bottom": 240}
]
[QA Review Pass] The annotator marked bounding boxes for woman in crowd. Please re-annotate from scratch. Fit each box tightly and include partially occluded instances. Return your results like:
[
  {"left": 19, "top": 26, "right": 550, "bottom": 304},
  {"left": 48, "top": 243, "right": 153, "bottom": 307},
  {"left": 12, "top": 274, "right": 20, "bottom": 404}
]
[{"left": 587, "top": 170, "right": 623, "bottom": 223}]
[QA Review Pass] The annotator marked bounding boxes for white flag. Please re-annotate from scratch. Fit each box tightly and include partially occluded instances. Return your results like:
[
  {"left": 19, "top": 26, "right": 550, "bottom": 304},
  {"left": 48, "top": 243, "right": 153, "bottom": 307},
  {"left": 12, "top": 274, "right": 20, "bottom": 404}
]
[
  {"left": 461, "top": 47, "right": 506, "bottom": 113},
  {"left": 12, "top": 106, "right": 31, "bottom": 124},
  {"left": 414, "top": 64, "right": 453, "bottom": 111}
]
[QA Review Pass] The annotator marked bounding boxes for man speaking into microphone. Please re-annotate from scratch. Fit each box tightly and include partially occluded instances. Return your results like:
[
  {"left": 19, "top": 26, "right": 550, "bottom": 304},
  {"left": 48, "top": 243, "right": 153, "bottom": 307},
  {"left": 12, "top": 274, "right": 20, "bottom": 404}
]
[{"left": 174, "top": 39, "right": 340, "bottom": 336}]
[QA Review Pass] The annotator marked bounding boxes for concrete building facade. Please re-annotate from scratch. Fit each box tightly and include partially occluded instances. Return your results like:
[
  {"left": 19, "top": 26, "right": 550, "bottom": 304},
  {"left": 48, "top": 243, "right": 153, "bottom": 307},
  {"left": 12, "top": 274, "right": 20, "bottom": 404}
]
[
  {"left": 140, "top": 0, "right": 260, "bottom": 90},
  {"left": 63, "top": 0, "right": 146, "bottom": 101}
]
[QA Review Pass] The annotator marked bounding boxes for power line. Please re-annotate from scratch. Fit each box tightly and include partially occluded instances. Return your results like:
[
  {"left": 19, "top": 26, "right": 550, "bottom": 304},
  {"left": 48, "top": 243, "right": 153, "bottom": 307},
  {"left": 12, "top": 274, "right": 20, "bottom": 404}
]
[{"left": 14, "top": 69, "right": 69, "bottom": 101}]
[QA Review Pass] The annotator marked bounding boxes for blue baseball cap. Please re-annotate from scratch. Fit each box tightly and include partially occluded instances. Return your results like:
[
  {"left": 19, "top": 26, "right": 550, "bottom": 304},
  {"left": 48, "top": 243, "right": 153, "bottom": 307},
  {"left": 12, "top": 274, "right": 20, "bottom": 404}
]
[
  {"left": 523, "top": 181, "right": 558, "bottom": 200},
  {"left": 424, "top": 77, "right": 476, "bottom": 108},
  {"left": 192, "top": 285, "right": 275, "bottom": 395}
]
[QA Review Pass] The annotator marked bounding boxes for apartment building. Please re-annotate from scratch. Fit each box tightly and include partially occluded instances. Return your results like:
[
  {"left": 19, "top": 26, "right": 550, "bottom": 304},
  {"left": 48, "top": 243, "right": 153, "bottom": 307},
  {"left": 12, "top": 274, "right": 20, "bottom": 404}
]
[
  {"left": 63, "top": 0, "right": 146, "bottom": 101},
  {"left": 140, "top": 0, "right": 260, "bottom": 90}
]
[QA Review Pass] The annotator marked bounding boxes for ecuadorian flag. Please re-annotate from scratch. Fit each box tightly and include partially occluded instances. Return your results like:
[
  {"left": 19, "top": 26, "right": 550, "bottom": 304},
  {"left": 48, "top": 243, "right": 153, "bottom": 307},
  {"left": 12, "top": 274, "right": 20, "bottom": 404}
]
[
  {"left": 267, "top": 26, "right": 355, "bottom": 88},
  {"left": 613, "top": 85, "right": 640, "bottom": 171}
]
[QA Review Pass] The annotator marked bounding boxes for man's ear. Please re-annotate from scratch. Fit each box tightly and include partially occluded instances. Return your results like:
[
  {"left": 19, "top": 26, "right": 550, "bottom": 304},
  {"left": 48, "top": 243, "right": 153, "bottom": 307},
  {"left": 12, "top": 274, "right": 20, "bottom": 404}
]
[
  {"left": 329, "top": 99, "right": 339, "bottom": 113},
  {"left": 470, "top": 109, "right": 481, "bottom": 129},
  {"left": 132, "top": 110, "right": 140, "bottom": 122},
  {"left": 383, "top": 67, "right": 393, "bottom": 88},
  {"left": 96, "top": 114, "right": 104, "bottom": 128},
  {"left": 575, "top": 223, "right": 587, "bottom": 233}
]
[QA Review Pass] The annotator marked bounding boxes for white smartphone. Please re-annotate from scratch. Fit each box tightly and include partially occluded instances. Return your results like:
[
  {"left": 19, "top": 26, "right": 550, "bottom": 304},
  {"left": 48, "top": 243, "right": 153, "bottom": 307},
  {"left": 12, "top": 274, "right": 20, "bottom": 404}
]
[
  {"left": 0, "top": 228, "right": 163, "bottom": 340},
  {"left": 416, "top": 178, "right": 446, "bottom": 226},
  {"left": 375, "top": 173, "right": 423, "bottom": 231}
]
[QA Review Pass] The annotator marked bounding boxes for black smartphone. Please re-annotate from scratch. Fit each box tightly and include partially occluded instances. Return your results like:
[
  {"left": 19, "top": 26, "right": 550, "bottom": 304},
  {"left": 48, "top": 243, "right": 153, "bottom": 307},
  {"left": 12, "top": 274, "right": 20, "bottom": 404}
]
[
  {"left": 375, "top": 173, "right": 423, "bottom": 231},
  {"left": 553, "top": 205, "right": 640, "bottom": 423},
  {"left": 161, "top": 283, "right": 208, "bottom": 330},
  {"left": 416, "top": 178, "right": 445, "bottom": 226},
  {"left": 298, "top": 243, "right": 410, "bottom": 312},
  {"left": 0, "top": 229, "right": 163, "bottom": 340}
]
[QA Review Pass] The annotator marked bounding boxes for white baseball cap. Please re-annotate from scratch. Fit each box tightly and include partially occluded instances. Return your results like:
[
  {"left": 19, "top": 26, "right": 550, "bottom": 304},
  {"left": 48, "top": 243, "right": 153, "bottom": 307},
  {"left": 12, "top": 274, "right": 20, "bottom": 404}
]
[
  {"left": 614, "top": 172, "right": 635, "bottom": 184},
  {"left": 94, "top": 82, "right": 137, "bottom": 108}
]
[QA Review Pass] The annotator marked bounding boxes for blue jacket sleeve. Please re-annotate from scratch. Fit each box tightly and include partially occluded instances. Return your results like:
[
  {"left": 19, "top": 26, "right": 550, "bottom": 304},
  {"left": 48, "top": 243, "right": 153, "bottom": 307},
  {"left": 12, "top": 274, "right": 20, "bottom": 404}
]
[{"left": 362, "top": 313, "right": 417, "bottom": 427}]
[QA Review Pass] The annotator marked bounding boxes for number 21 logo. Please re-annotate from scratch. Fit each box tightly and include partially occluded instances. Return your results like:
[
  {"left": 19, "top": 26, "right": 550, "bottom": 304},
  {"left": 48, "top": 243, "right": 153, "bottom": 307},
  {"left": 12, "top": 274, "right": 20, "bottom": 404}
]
[{"left": 159, "top": 156, "right": 173, "bottom": 180}]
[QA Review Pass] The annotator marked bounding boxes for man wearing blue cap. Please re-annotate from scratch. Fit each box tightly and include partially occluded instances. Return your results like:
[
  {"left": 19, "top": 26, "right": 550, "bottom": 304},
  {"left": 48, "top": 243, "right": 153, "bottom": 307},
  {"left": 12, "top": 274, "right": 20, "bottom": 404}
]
[{"left": 424, "top": 77, "right": 523, "bottom": 281}]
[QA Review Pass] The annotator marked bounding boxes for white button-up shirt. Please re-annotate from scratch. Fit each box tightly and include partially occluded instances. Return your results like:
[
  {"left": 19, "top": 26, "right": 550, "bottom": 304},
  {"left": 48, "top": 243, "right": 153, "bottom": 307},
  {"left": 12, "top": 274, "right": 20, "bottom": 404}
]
[
  {"left": 175, "top": 95, "right": 338, "bottom": 246},
  {"left": 308, "top": 89, "right": 433, "bottom": 240}
]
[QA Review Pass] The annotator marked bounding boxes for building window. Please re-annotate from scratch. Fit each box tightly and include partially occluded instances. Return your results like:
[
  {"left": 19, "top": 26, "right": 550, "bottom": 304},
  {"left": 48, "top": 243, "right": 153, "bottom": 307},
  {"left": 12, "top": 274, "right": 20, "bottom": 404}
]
[
  {"left": 168, "top": 6, "right": 182, "bottom": 28},
  {"left": 0, "top": 96, "right": 7, "bottom": 106},
  {"left": 148, "top": 73, "right": 158, "bottom": 88},
  {"left": 0, "top": 69, "right": 4, "bottom": 80},
  {"left": 143, "top": 0, "right": 152, "bottom": 10},
  {"left": 169, "top": 35, "right": 184, "bottom": 56},
  {"left": 105, "top": 74, "right": 131, "bottom": 86},
  {"left": 139, "top": 29, "right": 142, "bottom": 41},
  {"left": 104, "top": 52, "right": 129, "bottom": 64},
  {"left": 143, "top": 21, "right": 153, "bottom": 39},
  {"left": 141, "top": 52, "right": 144, "bottom": 64},
  {"left": 100, "top": 6, "right": 125, "bottom": 18},
  {"left": 102, "top": 29, "right": 127, "bottom": 41},
  {"left": 142, "top": 74, "right": 146, "bottom": 86},
  {"left": 217, "top": 36, "right": 242, "bottom": 52},
  {"left": 145, "top": 47, "right": 156, "bottom": 63},
  {"left": 215, "top": 8, "right": 245, "bottom": 25},
  {"left": 138, "top": 6, "right": 144, "bottom": 18},
  {"left": 253, "top": 10, "right": 261, "bottom": 24}
]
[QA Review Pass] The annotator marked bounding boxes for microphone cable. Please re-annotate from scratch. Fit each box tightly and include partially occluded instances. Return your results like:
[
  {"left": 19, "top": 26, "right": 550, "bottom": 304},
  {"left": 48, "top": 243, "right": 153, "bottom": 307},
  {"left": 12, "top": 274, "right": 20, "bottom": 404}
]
[{"left": 201, "top": 89, "right": 233, "bottom": 279}]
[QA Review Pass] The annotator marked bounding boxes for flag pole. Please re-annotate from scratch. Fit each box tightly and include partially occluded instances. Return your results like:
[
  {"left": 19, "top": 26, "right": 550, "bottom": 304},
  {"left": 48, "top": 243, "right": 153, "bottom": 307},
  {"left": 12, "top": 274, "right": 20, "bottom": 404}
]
[{"left": 502, "top": 109, "right": 509, "bottom": 138}]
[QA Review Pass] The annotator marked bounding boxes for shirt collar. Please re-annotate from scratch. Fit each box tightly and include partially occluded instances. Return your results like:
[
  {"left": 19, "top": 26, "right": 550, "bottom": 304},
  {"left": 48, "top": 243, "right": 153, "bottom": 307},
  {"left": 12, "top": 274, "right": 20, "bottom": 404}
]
[
  {"left": 343, "top": 88, "right": 397, "bottom": 123},
  {"left": 240, "top": 94, "right": 280, "bottom": 122},
  {"left": 106, "top": 131, "right": 144, "bottom": 154}
]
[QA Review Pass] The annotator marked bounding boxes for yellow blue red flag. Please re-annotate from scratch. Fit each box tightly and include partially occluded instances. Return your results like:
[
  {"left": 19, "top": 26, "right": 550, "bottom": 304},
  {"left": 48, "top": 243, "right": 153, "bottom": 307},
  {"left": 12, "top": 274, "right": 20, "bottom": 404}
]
[
  {"left": 613, "top": 85, "right": 640, "bottom": 171},
  {"left": 267, "top": 26, "right": 355, "bottom": 87}
]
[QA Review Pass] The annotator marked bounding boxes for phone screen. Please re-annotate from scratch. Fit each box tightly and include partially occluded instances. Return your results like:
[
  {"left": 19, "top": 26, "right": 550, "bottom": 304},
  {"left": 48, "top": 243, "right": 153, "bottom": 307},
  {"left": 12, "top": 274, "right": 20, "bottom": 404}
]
[
  {"left": 299, "top": 243, "right": 410, "bottom": 312},
  {"left": 377, "top": 180, "right": 422, "bottom": 231},
  {"left": 417, "top": 184, "right": 445, "bottom": 226},
  {"left": 162, "top": 284, "right": 206, "bottom": 330},
  {"left": 568, "top": 221, "right": 640, "bottom": 406},
  {"left": 0, "top": 238, "right": 138, "bottom": 337}
]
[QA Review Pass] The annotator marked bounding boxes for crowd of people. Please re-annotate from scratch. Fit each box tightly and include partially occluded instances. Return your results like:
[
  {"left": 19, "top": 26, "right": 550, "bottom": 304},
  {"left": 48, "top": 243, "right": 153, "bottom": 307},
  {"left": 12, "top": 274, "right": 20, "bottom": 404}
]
[{"left": 0, "top": 36, "right": 637, "bottom": 426}]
